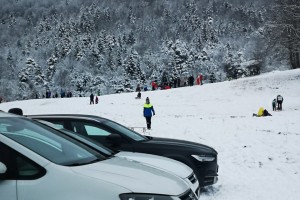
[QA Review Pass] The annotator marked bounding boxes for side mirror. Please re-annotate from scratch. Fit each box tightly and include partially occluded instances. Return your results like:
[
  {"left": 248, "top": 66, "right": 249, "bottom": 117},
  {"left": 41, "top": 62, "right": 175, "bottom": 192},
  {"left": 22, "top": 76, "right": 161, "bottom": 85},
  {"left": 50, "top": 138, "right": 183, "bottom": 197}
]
[
  {"left": 106, "top": 134, "right": 122, "bottom": 147},
  {"left": 0, "top": 162, "right": 7, "bottom": 179}
]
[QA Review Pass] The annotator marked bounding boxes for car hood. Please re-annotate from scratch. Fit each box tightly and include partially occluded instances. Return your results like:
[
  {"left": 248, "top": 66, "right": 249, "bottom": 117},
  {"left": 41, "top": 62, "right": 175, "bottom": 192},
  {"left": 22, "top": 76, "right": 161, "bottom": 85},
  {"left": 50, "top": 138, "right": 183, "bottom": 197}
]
[
  {"left": 71, "top": 156, "right": 189, "bottom": 195},
  {"left": 115, "top": 151, "right": 193, "bottom": 178},
  {"left": 146, "top": 136, "right": 217, "bottom": 155}
]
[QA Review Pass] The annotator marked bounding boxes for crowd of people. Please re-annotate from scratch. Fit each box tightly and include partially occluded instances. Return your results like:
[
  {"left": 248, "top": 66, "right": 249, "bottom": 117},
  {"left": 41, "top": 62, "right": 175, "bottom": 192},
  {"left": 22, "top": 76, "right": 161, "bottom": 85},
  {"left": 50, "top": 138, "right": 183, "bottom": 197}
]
[{"left": 36, "top": 89, "right": 73, "bottom": 99}]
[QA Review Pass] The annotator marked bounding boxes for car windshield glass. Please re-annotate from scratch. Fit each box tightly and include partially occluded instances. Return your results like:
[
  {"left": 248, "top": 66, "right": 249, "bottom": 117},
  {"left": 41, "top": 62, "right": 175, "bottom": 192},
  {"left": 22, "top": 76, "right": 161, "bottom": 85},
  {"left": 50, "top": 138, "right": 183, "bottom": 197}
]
[
  {"left": 103, "top": 120, "right": 147, "bottom": 141},
  {"left": 0, "top": 117, "right": 107, "bottom": 166}
]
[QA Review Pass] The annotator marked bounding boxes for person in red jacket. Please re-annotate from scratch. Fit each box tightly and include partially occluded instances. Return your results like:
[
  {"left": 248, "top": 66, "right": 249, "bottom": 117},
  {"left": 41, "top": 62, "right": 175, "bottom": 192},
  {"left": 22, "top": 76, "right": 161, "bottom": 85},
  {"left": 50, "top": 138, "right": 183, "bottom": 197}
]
[
  {"left": 196, "top": 75, "right": 201, "bottom": 85},
  {"left": 151, "top": 81, "right": 158, "bottom": 90}
]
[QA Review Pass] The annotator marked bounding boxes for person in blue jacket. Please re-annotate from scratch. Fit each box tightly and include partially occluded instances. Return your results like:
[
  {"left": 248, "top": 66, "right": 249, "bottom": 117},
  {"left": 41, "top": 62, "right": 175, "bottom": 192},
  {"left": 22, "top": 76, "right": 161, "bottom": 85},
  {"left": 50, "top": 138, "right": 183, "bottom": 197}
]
[{"left": 143, "top": 97, "right": 155, "bottom": 130}]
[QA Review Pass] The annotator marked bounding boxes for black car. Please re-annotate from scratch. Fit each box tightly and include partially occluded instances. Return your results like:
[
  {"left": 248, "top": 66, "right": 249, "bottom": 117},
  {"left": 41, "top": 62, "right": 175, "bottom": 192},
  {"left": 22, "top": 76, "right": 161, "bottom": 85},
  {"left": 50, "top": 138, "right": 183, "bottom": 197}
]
[{"left": 29, "top": 114, "right": 218, "bottom": 187}]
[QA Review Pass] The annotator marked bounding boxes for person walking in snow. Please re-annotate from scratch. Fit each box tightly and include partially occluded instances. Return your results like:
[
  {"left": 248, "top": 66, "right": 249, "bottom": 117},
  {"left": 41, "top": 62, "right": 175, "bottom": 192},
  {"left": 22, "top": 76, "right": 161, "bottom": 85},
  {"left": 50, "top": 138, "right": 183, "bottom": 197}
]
[
  {"left": 95, "top": 96, "right": 99, "bottom": 104},
  {"left": 277, "top": 95, "right": 283, "bottom": 110},
  {"left": 143, "top": 97, "right": 155, "bottom": 130},
  {"left": 90, "top": 93, "right": 94, "bottom": 104}
]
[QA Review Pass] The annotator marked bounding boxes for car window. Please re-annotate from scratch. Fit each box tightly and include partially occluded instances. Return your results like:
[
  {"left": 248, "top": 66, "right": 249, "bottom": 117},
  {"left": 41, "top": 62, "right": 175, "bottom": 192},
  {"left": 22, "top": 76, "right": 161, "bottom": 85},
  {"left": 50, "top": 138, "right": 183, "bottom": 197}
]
[
  {"left": 84, "top": 125, "right": 111, "bottom": 136},
  {"left": 104, "top": 120, "right": 147, "bottom": 141},
  {"left": 0, "top": 142, "right": 46, "bottom": 180},
  {"left": 70, "top": 121, "right": 111, "bottom": 136}
]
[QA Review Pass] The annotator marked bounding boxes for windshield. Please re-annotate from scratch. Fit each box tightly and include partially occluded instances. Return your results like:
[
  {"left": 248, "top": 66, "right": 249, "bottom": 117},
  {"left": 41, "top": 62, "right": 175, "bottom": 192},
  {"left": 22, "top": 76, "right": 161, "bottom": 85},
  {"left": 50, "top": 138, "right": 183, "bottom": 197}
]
[
  {"left": 103, "top": 120, "right": 148, "bottom": 141},
  {"left": 0, "top": 117, "right": 107, "bottom": 166}
]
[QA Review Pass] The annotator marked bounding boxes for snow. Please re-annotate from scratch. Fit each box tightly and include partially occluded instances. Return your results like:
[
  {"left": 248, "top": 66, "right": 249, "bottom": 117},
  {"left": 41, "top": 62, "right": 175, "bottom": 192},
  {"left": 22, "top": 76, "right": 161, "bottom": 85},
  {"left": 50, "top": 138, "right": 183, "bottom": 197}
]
[{"left": 1, "top": 69, "right": 300, "bottom": 200}]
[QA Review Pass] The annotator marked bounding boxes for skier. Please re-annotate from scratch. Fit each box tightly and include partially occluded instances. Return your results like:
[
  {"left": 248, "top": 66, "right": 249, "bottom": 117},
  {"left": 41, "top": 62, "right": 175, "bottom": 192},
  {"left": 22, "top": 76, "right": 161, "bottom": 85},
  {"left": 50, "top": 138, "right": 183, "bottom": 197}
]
[
  {"left": 143, "top": 97, "right": 155, "bottom": 130},
  {"left": 95, "top": 96, "right": 99, "bottom": 104}
]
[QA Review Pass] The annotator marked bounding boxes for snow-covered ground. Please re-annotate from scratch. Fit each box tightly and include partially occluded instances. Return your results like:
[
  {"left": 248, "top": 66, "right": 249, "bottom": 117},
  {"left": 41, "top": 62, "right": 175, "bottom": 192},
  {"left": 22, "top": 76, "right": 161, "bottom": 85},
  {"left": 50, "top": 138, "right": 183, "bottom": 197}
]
[{"left": 1, "top": 69, "right": 300, "bottom": 200}]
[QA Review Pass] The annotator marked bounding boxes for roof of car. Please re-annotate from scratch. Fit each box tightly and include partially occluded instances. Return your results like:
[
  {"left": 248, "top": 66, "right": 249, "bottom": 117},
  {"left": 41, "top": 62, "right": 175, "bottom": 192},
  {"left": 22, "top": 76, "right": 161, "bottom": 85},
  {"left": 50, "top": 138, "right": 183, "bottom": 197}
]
[{"left": 28, "top": 114, "right": 107, "bottom": 121}]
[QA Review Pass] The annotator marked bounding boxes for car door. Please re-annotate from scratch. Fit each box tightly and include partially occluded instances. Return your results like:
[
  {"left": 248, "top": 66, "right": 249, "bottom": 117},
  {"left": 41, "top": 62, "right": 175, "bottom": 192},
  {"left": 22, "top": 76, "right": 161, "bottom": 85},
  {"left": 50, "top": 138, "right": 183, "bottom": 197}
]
[
  {"left": 0, "top": 142, "right": 17, "bottom": 200},
  {"left": 0, "top": 142, "right": 46, "bottom": 200}
]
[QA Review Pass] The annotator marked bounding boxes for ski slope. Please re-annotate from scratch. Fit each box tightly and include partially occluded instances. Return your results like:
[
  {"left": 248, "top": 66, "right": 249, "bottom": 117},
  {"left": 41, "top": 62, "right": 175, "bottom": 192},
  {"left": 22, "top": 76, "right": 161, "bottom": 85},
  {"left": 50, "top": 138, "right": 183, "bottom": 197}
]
[{"left": 1, "top": 69, "right": 300, "bottom": 200}]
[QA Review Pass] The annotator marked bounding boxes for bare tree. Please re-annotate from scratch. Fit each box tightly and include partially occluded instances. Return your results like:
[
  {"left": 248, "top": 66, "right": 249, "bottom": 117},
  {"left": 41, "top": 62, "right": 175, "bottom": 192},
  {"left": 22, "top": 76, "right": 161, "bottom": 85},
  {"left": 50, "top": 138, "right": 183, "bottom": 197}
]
[{"left": 266, "top": 0, "right": 300, "bottom": 69}]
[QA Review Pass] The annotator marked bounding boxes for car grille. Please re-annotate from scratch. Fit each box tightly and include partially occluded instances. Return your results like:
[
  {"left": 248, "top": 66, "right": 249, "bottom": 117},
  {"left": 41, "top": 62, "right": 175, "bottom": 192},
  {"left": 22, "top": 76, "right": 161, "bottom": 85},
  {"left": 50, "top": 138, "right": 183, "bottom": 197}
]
[
  {"left": 187, "top": 173, "right": 197, "bottom": 184},
  {"left": 179, "top": 189, "right": 198, "bottom": 200}
]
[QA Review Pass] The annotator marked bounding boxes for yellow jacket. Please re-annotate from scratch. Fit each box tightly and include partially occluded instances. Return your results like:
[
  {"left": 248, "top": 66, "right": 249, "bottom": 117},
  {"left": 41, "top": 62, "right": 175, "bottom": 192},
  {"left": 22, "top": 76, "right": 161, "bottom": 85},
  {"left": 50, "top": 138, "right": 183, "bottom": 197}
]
[{"left": 258, "top": 107, "right": 264, "bottom": 116}]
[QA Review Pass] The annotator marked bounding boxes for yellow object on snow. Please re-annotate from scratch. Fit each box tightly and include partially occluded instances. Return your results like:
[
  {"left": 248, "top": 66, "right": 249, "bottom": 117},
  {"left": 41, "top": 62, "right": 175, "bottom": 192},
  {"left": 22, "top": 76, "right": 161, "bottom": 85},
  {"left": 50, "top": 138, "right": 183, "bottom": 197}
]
[{"left": 258, "top": 107, "right": 264, "bottom": 116}]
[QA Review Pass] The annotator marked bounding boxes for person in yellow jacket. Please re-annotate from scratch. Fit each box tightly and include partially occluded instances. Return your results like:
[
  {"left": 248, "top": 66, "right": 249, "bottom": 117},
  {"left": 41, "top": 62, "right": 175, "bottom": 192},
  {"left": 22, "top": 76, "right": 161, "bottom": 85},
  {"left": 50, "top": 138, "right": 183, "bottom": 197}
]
[{"left": 253, "top": 107, "right": 272, "bottom": 117}]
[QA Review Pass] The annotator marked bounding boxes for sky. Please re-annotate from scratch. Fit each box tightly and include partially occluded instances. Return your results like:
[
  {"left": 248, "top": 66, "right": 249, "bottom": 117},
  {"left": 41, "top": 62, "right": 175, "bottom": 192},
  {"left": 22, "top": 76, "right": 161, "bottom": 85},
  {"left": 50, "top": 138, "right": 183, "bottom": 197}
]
[{"left": 1, "top": 69, "right": 300, "bottom": 200}]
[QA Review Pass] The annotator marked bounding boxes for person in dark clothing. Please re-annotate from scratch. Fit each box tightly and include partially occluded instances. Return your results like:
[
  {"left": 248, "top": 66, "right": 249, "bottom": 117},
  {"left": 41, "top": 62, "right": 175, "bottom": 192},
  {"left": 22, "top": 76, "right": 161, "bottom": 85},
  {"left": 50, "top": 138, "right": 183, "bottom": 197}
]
[
  {"left": 144, "top": 85, "right": 148, "bottom": 91},
  {"left": 188, "top": 75, "right": 194, "bottom": 86},
  {"left": 272, "top": 99, "right": 277, "bottom": 111},
  {"left": 136, "top": 92, "right": 141, "bottom": 99},
  {"left": 143, "top": 97, "right": 155, "bottom": 130},
  {"left": 95, "top": 96, "right": 99, "bottom": 104},
  {"left": 90, "top": 93, "right": 94, "bottom": 104},
  {"left": 277, "top": 95, "right": 283, "bottom": 110},
  {"left": 177, "top": 77, "right": 181, "bottom": 87},
  {"left": 173, "top": 78, "right": 177, "bottom": 88},
  {"left": 136, "top": 84, "right": 141, "bottom": 92}
]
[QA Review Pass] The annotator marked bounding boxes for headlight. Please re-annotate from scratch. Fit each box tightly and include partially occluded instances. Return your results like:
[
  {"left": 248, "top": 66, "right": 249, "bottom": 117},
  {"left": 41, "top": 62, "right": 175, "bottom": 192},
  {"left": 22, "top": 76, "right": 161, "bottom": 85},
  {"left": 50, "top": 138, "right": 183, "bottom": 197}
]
[
  {"left": 119, "top": 193, "right": 174, "bottom": 200},
  {"left": 192, "top": 154, "right": 215, "bottom": 162}
]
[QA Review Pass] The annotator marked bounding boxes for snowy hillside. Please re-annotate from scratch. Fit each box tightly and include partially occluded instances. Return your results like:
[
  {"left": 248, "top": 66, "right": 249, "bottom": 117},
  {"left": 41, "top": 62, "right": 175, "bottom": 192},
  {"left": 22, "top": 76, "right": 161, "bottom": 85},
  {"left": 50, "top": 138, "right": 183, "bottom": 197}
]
[{"left": 1, "top": 69, "right": 300, "bottom": 200}]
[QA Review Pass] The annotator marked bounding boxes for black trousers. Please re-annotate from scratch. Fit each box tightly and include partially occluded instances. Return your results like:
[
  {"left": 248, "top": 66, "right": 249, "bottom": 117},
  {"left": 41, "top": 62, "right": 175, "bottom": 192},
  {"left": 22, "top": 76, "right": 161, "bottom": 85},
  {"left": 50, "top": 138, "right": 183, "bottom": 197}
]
[
  {"left": 277, "top": 101, "right": 283, "bottom": 110},
  {"left": 145, "top": 117, "right": 152, "bottom": 129}
]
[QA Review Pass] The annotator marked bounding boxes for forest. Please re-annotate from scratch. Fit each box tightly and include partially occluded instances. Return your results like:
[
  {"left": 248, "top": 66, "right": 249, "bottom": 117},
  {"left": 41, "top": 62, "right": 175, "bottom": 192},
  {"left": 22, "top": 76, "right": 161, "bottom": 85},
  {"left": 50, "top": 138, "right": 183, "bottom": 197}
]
[{"left": 0, "top": 0, "right": 299, "bottom": 100}]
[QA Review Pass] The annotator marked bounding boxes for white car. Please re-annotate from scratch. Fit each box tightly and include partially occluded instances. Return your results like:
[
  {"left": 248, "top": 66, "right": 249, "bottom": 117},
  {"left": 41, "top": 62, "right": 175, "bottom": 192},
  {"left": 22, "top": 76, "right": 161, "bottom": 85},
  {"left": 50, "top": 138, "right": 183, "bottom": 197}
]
[
  {"left": 36, "top": 119, "right": 200, "bottom": 197},
  {"left": 0, "top": 112, "right": 198, "bottom": 200}
]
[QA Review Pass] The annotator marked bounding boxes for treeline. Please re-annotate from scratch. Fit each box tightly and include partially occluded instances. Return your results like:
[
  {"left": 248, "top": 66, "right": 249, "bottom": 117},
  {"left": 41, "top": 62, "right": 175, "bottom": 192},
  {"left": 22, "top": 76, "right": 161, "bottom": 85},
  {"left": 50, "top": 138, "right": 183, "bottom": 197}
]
[{"left": 0, "top": 0, "right": 299, "bottom": 100}]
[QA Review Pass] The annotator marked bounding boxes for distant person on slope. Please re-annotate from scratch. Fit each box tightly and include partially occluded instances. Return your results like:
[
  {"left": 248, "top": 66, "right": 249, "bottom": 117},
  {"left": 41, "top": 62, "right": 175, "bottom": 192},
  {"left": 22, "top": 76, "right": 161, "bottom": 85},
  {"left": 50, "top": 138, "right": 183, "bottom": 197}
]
[
  {"left": 277, "top": 95, "right": 283, "bottom": 110},
  {"left": 143, "top": 97, "right": 155, "bottom": 130},
  {"left": 90, "top": 93, "right": 94, "bottom": 104},
  {"left": 253, "top": 107, "right": 272, "bottom": 117},
  {"left": 272, "top": 99, "right": 277, "bottom": 111},
  {"left": 136, "top": 91, "right": 141, "bottom": 99}
]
